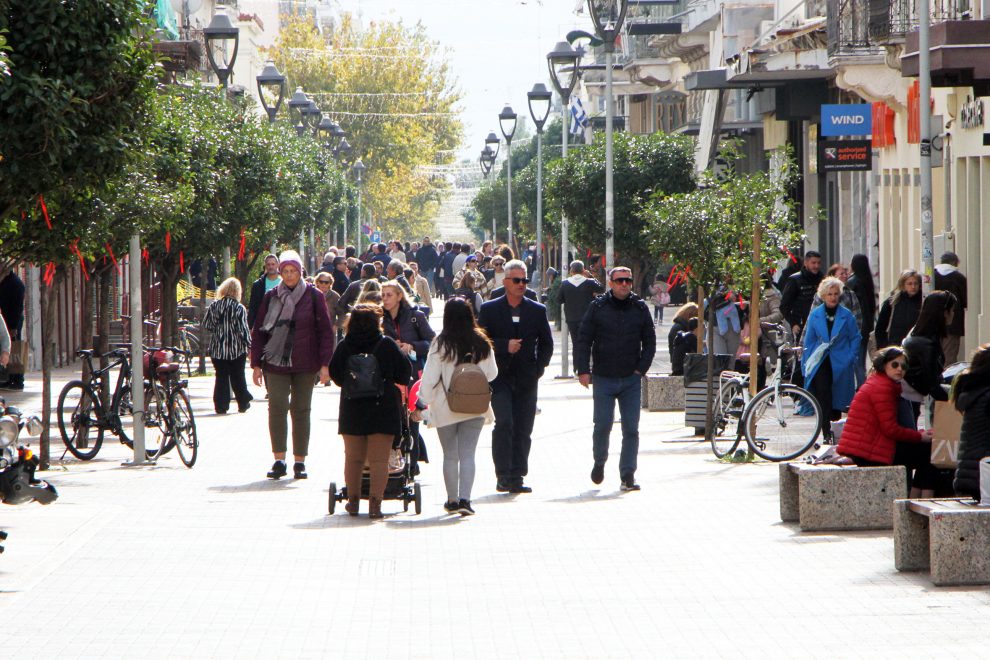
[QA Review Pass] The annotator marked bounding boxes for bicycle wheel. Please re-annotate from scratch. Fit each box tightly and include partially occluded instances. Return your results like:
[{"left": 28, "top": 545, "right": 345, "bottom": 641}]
[
  {"left": 143, "top": 380, "right": 170, "bottom": 460},
  {"left": 711, "top": 379, "right": 744, "bottom": 459},
  {"left": 169, "top": 388, "right": 198, "bottom": 468},
  {"left": 57, "top": 381, "right": 105, "bottom": 460},
  {"left": 743, "top": 384, "right": 822, "bottom": 461}
]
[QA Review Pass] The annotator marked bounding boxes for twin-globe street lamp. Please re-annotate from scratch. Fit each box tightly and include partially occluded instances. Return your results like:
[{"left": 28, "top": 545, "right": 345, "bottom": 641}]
[
  {"left": 527, "top": 83, "right": 552, "bottom": 290},
  {"left": 498, "top": 105, "right": 518, "bottom": 249},
  {"left": 586, "top": 0, "right": 629, "bottom": 271},
  {"left": 547, "top": 39, "right": 581, "bottom": 378}
]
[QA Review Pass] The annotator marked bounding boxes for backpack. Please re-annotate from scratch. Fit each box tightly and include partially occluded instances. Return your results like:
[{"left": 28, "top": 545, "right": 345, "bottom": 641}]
[
  {"left": 443, "top": 354, "right": 491, "bottom": 414},
  {"left": 342, "top": 340, "right": 384, "bottom": 400}
]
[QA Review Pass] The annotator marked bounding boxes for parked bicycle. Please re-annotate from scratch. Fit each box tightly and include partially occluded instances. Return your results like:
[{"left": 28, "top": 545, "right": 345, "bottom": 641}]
[
  {"left": 710, "top": 322, "right": 823, "bottom": 461},
  {"left": 142, "top": 346, "right": 198, "bottom": 467}
]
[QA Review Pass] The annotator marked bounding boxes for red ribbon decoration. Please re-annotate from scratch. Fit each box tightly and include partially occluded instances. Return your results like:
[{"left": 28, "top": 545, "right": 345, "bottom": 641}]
[
  {"left": 20, "top": 211, "right": 26, "bottom": 221},
  {"left": 105, "top": 243, "right": 121, "bottom": 275},
  {"left": 165, "top": 231, "right": 171, "bottom": 253},
  {"left": 69, "top": 240, "right": 89, "bottom": 280},
  {"left": 586, "top": 248, "right": 592, "bottom": 259},
  {"left": 179, "top": 251, "right": 185, "bottom": 273},
  {"left": 666, "top": 266, "right": 680, "bottom": 287},
  {"left": 238, "top": 228, "right": 246, "bottom": 261},
  {"left": 785, "top": 248, "right": 797, "bottom": 264},
  {"left": 142, "top": 248, "right": 150, "bottom": 265},
  {"left": 38, "top": 195, "right": 52, "bottom": 230},
  {"left": 42, "top": 263, "right": 56, "bottom": 287}
]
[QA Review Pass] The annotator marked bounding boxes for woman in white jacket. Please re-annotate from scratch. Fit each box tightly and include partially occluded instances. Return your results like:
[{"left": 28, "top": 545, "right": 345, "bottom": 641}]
[{"left": 419, "top": 297, "right": 498, "bottom": 516}]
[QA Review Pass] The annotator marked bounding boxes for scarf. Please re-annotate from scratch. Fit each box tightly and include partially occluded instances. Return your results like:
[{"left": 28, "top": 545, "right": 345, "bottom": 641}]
[{"left": 260, "top": 282, "right": 308, "bottom": 367}]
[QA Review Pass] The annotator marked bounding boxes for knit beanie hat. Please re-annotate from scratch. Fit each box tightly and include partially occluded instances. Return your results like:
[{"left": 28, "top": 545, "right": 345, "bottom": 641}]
[{"left": 278, "top": 250, "right": 303, "bottom": 274}]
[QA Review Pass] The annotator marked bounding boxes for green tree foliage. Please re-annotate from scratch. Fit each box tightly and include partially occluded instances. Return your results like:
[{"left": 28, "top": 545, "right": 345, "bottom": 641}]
[
  {"left": 546, "top": 131, "right": 695, "bottom": 285},
  {"left": 269, "top": 14, "right": 462, "bottom": 238}
]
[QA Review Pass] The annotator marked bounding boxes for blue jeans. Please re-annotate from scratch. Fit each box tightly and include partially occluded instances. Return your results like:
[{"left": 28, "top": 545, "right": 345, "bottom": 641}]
[
  {"left": 592, "top": 374, "right": 642, "bottom": 478},
  {"left": 425, "top": 270, "right": 435, "bottom": 294},
  {"left": 854, "top": 337, "right": 868, "bottom": 390}
]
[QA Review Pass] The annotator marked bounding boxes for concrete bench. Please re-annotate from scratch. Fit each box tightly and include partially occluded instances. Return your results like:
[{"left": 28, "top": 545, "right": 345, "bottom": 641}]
[
  {"left": 640, "top": 374, "right": 684, "bottom": 411},
  {"left": 779, "top": 463, "right": 907, "bottom": 531},
  {"left": 894, "top": 498, "right": 990, "bottom": 586}
]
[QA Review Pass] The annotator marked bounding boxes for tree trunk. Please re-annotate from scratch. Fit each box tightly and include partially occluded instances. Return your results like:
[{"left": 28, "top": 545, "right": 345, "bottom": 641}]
[
  {"left": 158, "top": 259, "right": 180, "bottom": 348},
  {"left": 39, "top": 270, "right": 62, "bottom": 470},
  {"left": 197, "top": 272, "right": 208, "bottom": 375},
  {"left": 79, "top": 268, "right": 93, "bottom": 382},
  {"left": 235, "top": 251, "right": 260, "bottom": 293}
]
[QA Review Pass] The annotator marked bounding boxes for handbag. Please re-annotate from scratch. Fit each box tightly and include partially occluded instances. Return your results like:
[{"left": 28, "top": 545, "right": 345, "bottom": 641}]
[
  {"left": 8, "top": 340, "right": 29, "bottom": 375},
  {"left": 930, "top": 400, "right": 963, "bottom": 469}
]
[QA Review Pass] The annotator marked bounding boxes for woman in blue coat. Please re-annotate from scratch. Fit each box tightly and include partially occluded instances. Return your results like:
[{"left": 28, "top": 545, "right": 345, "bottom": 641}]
[{"left": 802, "top": 276, "right": 861, "bottom": 439}]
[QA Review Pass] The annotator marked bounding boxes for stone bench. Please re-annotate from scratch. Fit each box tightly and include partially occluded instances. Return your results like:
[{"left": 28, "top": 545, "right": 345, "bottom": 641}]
[
  {"left": 894, "top": 498, "right": 990, "bottom": 586},
  {"left": 640, "top": 374, "right": 684, "bottom": 411},
  {"left": 779, "top": 463, "right": 907, "bottom": 531}
]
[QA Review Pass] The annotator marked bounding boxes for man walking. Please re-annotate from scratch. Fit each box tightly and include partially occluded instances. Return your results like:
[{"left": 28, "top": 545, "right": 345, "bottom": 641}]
[
  {"left": 780, "top": 250, "right": 823, "bottom": 339},
  {"left": 558, "top": 260, "right": 604, "bottom": 353},
  {"left": 478, "top": 260, "right": 553, "bottom": 494},
  {"left": 575, "top": 267, "right": 655, "bottom": 491},
  {"left": 247, "top": 254, "right": 280, "bottom": 329},
  {"left": 933, "top": 252, "right": 967, "bottom": 363},
  {"left": 415, "top": 236, "right": 439, "bottom": 293}
]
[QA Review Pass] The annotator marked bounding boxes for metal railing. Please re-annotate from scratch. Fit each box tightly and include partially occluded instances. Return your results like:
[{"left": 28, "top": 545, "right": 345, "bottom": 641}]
[
  {"left": 868, "top": 0, "right": 973, "bottom": 42},
  {"left": 827, "top": 0, "right": 881, "bottom": 56}
]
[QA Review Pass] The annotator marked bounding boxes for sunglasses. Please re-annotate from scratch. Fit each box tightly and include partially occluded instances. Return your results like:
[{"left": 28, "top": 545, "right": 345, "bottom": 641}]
[
  {"left": 507, "top": 277, "right": 530, "bottom": 285},
  {"left": 888, "top": 360, "right": 906, "bottom": 370},
  {"left": 611, "top": 277, "right": 633, "bottom": 284},
  {"left": 316, "top": 279, "right": 332, "bottom": 285}
]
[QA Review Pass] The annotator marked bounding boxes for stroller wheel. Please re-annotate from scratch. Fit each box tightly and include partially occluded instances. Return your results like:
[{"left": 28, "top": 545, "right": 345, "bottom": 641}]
[
  {"left": 413, "top": 482, "right": 422, "bottom": 515},
  {"left": 328, "top": 482, "right": 337, "bottom": 515}
]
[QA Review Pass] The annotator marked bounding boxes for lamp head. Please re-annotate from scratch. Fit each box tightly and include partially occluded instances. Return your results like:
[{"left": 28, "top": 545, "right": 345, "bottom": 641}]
[
  {"left": 256, "top": 60, "right": 286, "bottom": 122},
  {"left": 498, "top": 104, "right": 517, "bottom": 143},
  {"left": 547, "top": 40, "right": 581, "bottom": 103},
  {"left": 586, "top": 0, "right": 629, "bottom": 51},
  {"left": 527, "top": 83, "right": 553, "bottom": 133},
  {"left": 203, "top": 6, "right": 240, "bottom": 86}
]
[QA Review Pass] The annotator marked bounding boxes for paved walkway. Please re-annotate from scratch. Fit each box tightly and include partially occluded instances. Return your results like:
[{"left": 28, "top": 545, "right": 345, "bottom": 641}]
[{"left": 0, "top": 319, "right": 986, "bottom": 658}]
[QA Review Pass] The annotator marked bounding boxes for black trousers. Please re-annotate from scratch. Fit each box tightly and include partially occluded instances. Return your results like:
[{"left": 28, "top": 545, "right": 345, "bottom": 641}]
[
  {"left": 490, "top": 375, "right": 539, "bottom": 483},
  {"left": 211, "top": 355, "right": 253, "bottom": 413},
  {"left": 809, "top": 357, "right": 842, "bottom": 433},
  {"left": 850, "top": 442, "right": 939, "bottom": 491}
]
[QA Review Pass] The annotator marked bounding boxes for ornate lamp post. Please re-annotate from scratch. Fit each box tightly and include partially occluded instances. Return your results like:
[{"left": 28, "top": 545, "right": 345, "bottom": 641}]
[
  {"left": 548, "top": 39, "right": 582, "bottom": 377},
  {"left": 203, "top": 6, "right": 240, "bottom": 91},
  {"left": 352, "top": 159, "right": 367, "bottom": 259},
  {"left": 303, "top": 100, "right": 322, "bottom": 136},
  {"left": 498, "top": 104, "right": 518, "bottom": 249},
  {"left": 586, "top": 0, "right": 629, "bottom": 271},
  {"left": 287, "top": 87, "right": 310, "bottom": 137},
  {"left": 528, "top": 83, "right": 552, "bottom": 290},
  {"left": 480, "top": 145, "right": 495, "bottom": 242},
  {"left": 256, "top": 61, "right": 286, "bottom": 123}
]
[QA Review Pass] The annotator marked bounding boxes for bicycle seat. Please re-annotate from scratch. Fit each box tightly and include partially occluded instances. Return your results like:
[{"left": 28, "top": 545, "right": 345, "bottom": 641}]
[
  {"left": 780, "top": 346, "right": 803, "bottom": 358},
  {"left": 737, "top": 352, "right": 751, "bottom": 362},
  {"left": 76, "top": 349, "right": 95, "bottom": 358},
  {"left": 156, "top": 363, "right": 180, "bottom": 374}
]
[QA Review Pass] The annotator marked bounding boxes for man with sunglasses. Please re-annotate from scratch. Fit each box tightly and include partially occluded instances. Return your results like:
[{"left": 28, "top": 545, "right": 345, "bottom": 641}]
[
  {"left": 478, "top": 260, "right": 554, "bottom": 494},
  {"left": 575, "top": 267, "right": 656, "bottom": 491}
]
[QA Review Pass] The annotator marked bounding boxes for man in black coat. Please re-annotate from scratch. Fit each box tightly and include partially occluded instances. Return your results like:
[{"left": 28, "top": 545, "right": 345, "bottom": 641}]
[
  {"left": 574, "top": 267, "right": 655, "bottom": 490},
  {"left": 478, "top": 260, "right": 554, "bottom": 494},
  {"left": 933, "top": 251, "right": 967, "bottom": 363},
  {"left": 779, "top": 250, "right": 823, "bottom": 339},
  {"left": 415, "top": 236, "right": 439, "bottom": 293},
  {"left": 558, "top": 259, "right": 605, "bottom": 350},
  {"left": 247, "top": 254, "right": 281, "bottom": 330},
  {"left": 338, "top": 263, "right": 379, "bottom": 312},
  {"left": 0, "top": 269, "right": 26, "bottom": 389}
]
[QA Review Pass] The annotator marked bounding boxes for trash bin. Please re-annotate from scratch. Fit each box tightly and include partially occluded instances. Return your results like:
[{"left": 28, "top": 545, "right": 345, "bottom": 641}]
[{"left": 683, "top": 353, "right": 734, "bottom": 434}]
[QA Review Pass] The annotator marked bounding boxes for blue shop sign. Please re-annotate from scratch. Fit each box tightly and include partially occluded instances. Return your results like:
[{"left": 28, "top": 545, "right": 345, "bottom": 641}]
[
  {"left": 821, "top": 104, "right": 873, "bottom": 136},
  {"left": 370, "top": 231, "right": 381, "bottom": 243}
]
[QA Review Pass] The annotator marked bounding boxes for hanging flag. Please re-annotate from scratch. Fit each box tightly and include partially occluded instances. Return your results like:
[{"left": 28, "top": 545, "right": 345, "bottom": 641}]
[{"left": 570, "top": 98, "right": 589, "bottom": 136}]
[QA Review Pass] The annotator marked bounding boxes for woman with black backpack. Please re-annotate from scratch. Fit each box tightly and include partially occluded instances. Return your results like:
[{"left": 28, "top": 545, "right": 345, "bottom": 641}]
[
  {"left": 419, "top": 298, "right": 497, "bottom": 516},
  {"left": 329, "top": 304, "right": 411, "bottom": 518}
]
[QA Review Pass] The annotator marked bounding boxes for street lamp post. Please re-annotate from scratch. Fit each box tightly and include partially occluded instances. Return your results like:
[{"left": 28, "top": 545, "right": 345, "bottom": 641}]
[
  {"left": 318, "top": 117, "right": 348, "bottom": 250},
  {"left": 256, "top": 61, "right": 286, "bottom": 123},
  {"left": 205, "top": 6, "right": 241, "bottom": 282},
  {"left": 336, "top": 137, "right": 355, "bottom": 251},
  {"left": 287, "top": 87, "right": 310, "bottom": 137},
  {"left": 480, "top": 146, "right": 495, "bottom": 243},
  {"left": 352, "top": 159, "right": 367, "bottom": 261},
  {"left": 528, "top": 83, "right": 552, "bottom": 291},
  {"left": 587, "top": 0, "right": 629, "bottom": 271},
  {"left": 484, "top": 131, "right": 501, "bottom": 242},
  {"left": 548, "top": 40, "right": 581, "bottom": 378},
  {"left": 498, "top": 104, "right": 518, "bottom": 250}
]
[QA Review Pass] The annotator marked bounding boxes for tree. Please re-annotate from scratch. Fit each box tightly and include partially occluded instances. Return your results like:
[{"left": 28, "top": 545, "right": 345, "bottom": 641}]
[
  {"left": 546, "top": 131, "right": 696, "bottom": 289},
  {"left": 268, "top": 14, "right": 462, "bottom": 238},
  {"left": 0, "top": 0, "right": 158, "bottom": 469},
  {"left": 640, "top": 147, "right": 804, "bottom": 442}
]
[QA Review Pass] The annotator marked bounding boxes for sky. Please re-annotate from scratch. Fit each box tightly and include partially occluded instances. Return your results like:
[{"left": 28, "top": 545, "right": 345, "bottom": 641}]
[{"left": 336, "top": 0, "right": 590, "bottom": 161}]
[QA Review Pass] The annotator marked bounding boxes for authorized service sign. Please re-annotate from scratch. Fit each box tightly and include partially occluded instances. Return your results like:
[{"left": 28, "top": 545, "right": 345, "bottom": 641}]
[
  {"left": 819, "top": 139, "right": 872, "bottom": 172},
  {"left": 821, "top": 104, "right": 873, "bottom": 136}
]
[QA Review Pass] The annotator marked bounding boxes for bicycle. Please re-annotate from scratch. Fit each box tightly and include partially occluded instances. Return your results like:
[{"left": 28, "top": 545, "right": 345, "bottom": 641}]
[
  {"left": 143, "top": 346, "right": 199, "bottom": 467},
  {"left": 710, "top": 323, "right": 824, "bottom": 462},
  {"left": 57, "top": 347, "right": 167, "bottom": 460}
]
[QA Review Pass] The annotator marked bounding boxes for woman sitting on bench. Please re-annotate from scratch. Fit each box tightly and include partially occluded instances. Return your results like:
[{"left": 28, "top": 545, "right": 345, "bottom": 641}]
[{"left": 837, "top": 346, "right": 937, "bottom": 497}]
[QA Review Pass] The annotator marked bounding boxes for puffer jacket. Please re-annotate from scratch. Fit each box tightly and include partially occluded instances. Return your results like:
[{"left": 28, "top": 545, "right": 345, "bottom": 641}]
[
  {"left": 838, "top": 372, "right": 924, "bottom": 464},
  {"left": 902, "top": 334, "right": 948, "bottom": 400},
  {"left": 575, "top": 291, "right": 656, "bottom": 378},
  {"left": 874, "top": 291, "right": 921, "bottom": 348},
  {"left": 953, "top": 384, "right": 990, "bottom": 499}
]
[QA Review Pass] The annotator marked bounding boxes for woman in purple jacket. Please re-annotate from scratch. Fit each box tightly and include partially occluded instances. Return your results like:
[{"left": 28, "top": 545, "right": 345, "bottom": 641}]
[{"left": 251, "top": 250, "right": 335, "bottom": 480}]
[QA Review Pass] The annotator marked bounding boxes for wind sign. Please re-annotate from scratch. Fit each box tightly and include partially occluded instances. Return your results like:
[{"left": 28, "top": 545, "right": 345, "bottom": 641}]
[{"left": 821, "top": 104, "right": 873, "bottom": 137}]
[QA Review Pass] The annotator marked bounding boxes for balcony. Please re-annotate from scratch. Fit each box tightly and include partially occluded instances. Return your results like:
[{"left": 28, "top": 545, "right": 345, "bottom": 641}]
[
  {"left": 901, "top": 19, "right": 990, "bottom": 94},
  {"left": 868, "top": 0, "right": 972, "bottom": 43},
  {"left": 827, "top": 0, "right": 884, "bottom": 60}
]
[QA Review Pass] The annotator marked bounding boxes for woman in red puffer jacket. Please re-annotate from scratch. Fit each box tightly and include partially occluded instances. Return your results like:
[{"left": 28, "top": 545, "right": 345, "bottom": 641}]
[{"left": 838, "top": 346, "right": 937, "bottom": 496}]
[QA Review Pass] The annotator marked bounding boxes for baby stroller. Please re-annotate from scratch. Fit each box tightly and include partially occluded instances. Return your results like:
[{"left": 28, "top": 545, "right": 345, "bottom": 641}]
[{"left": 328, "top": 390, "right": 422, "bottom": 515}]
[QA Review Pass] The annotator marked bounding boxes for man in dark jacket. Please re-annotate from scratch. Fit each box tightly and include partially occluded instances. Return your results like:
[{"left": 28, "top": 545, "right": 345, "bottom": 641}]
[
  {"left": 438, "top": 242, "right": 459, "bottom": 299},
  {"left": 247, "top": 254, "right": 281, "bottom": 329},
  {"left": 415, "top": 236, "right": 439, "bottom": 293},
  {"left": 478, "top": 260, "right": 554, "bottom": 494},
  {"left": 933, "top": 252, "right": 967, "bottom": 363},
  {"left": 370, "top": 243, "right": 391, "bottom": 268},
  {"left": 558, "top": 260, "right": 605, "bottom": 350},
  {"left": 779, "top": 251, "right": 823, "bottom": 338},
  {"left": 0, "top": 269, "right": 26, "bottom": 389},
  {"left": 575, "top": 267, "right": 655, "bottom": 491},
  {"left": 338, "top": 263, "right": 378, "bottom": 311}
]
